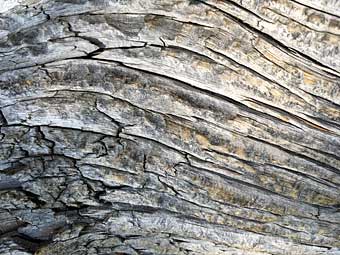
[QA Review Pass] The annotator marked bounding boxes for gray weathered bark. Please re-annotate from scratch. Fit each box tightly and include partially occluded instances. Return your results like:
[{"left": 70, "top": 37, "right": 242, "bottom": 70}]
[{"left": 0, "top": 0, "right": 340, "bottom": 254}]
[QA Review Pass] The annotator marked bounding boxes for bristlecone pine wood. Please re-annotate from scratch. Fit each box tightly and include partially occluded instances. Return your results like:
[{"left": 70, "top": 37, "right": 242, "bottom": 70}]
[{"left": 0, "top": 0, "right": 340, "bottom": 254}]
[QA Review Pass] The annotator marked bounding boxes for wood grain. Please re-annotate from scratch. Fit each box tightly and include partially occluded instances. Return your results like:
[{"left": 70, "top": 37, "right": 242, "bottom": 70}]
[{"left": 0, "top": 0, "right": 339, "bottom": 254}]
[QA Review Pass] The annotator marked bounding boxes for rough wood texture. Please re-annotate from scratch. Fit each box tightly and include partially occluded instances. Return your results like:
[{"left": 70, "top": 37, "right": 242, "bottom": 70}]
[{"left": 0, "top": 0, "right": 340, "bottom": 254}]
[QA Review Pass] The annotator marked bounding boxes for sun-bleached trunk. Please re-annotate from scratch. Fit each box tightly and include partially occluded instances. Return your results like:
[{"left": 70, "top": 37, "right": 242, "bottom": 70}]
[{"left": 0, "top": 0, "right": 340, "bottom": 254}]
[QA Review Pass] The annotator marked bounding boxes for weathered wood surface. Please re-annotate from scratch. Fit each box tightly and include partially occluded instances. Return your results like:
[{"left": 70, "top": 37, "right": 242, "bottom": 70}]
[{"left": 0, "top": 0, "right": 340, "bottom": 254}]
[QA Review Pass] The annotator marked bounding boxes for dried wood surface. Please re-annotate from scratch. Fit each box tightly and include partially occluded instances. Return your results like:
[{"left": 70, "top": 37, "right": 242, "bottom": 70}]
[{"left": 0, "top": 0, "right": 340, "bottom": 254}]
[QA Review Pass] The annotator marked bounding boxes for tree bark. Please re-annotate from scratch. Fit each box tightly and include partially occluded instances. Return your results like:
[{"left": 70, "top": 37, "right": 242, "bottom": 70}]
[{"left": 0, "top": 0, "right": 340, "bottom": 254}]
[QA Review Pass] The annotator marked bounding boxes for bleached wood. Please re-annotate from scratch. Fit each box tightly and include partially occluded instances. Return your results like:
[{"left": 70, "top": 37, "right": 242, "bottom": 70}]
[{"left": 0, "top": 0, "right": 339, "bottom": 254}]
